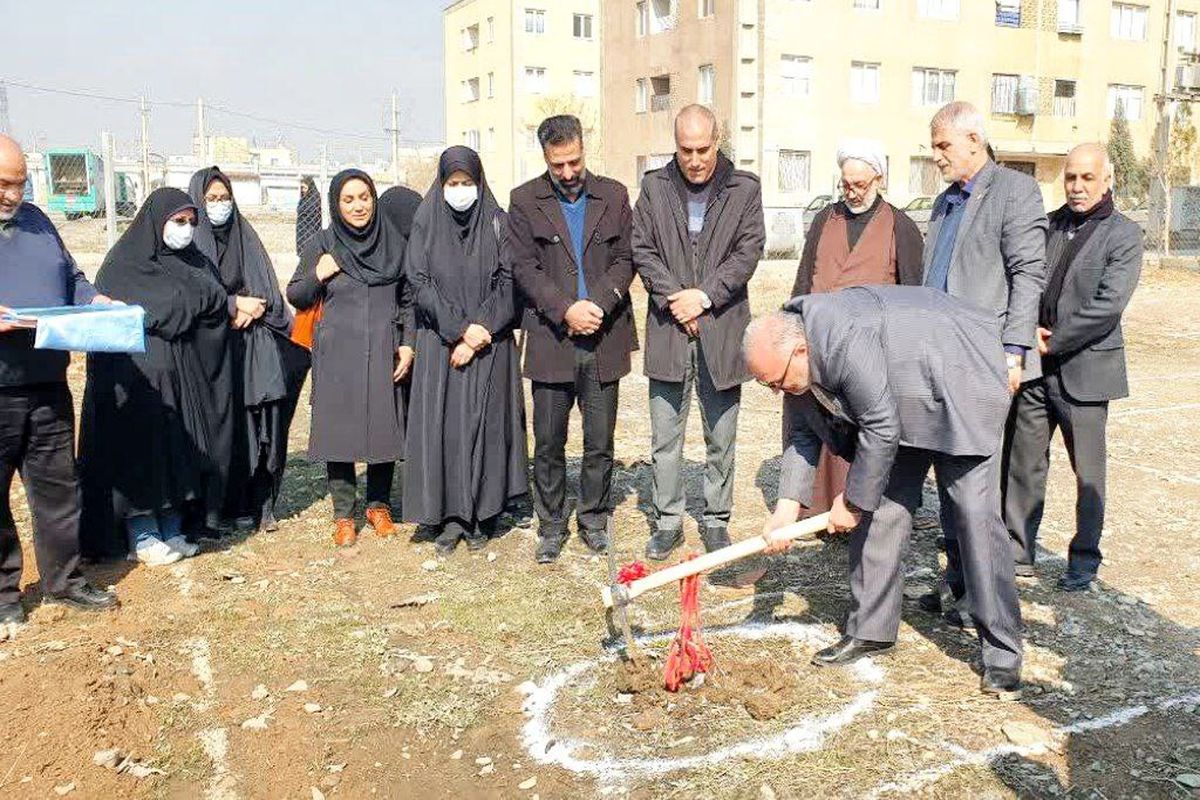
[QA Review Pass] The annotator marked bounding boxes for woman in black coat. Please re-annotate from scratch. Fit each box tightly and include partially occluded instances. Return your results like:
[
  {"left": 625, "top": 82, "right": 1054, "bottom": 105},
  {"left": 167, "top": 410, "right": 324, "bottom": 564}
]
[
  {"left": 189, "top": 167, "right": 310, "bottom": 531},
  {"left": 81, "top": 188, "right": 254, "bottom": 566},
  {"left": 286, "top": 170, "right": 413, "bottom": 547},
  {"left": 402, "top": 147, "right": 527, "bottom": 555}
]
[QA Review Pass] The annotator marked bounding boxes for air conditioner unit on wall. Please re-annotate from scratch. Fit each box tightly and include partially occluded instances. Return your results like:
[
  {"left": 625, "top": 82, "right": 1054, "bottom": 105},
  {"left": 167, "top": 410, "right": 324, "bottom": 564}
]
[
  {"left": 1057, "top": 22, "right": 1084, "bottom": 35},
  {"left": 1016, "top": 77, "right": 1040, "bottom": 115},
  {"left": 1177, "top": 64, "right": 1200, "bottom": 91}
]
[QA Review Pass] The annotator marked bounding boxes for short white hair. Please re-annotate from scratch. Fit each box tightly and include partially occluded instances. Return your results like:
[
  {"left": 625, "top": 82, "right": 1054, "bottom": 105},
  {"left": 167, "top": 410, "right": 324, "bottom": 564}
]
[
  {"left": 743, "top": 311, "right": 806, "bottom": 359},
  {"left": 930, "top": 101, "right": 989, "bottom": 145}
]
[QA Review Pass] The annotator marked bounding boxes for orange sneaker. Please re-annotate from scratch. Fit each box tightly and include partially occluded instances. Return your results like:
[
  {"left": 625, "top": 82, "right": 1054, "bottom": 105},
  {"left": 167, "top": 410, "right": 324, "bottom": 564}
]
[
  {"left": 366, "top": 507, "right": 397, "bottom": 538},
  {"left": 333, "top": 518, "right": 357, "bottom": 548}
]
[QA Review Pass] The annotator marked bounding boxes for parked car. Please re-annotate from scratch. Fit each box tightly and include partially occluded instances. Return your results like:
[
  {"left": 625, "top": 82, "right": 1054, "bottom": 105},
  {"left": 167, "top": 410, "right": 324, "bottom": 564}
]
[
  {"left": 903, "top": 195, "right": 935, "bottom": 234},
  {"left": 801, "top": 194, "right": 833, "bottom": 236}
]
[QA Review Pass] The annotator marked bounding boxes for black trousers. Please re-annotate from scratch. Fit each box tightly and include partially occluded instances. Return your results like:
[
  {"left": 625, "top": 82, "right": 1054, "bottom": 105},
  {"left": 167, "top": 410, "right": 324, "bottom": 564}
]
[
  {"left": 0, "top": 384, "right": 86, "bottom": 605},
  {"left": 1002, "top": 373, "right": 1109, "bottom": 576},
  {"left": 530, "top": 345, "right": 619, "bottom": 535},
  {"left": 327, "top": 462, "right": 394, "bottom": 520}
]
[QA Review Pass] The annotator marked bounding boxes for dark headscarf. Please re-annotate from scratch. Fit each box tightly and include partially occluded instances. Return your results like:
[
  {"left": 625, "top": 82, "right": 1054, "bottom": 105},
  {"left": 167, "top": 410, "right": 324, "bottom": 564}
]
[
  {"left": 296, "top": 176, "right": 322, "bottom": 256},
  {"left": 96, "top": 187, "right": 224, "bottom": 340},
  {"left": 318, "top": 169, "right": 405, "bottom": 286},
  {"left": 407, "top": 147, "right": 504, "bottom": 314},
  {"left": 378, "top": 185, "right": 423, "bottom": 240},
  {"left": 188, "top": 166, "right": 292, "bottom": 338}
]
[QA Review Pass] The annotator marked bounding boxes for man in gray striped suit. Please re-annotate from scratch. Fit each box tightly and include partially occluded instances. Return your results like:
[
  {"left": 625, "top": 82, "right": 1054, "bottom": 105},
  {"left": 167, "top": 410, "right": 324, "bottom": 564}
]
[{"left": 747, "top": 285, "right": 1024, "bottom": 699}]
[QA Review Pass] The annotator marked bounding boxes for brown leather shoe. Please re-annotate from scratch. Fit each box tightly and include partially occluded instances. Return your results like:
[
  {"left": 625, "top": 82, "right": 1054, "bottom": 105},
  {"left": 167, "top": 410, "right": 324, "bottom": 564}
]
[
  {"left": 332, "top": 518, "right": 357, "bottom": 548},
  {"left": 366, "top": 507, "right": 397, "bottom": 537}
]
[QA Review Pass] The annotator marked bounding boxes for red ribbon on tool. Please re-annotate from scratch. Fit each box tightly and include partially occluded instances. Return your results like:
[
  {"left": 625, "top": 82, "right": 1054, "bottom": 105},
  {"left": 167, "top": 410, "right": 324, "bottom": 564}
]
[
  {"left": 662, "top": 554, "right": 713, "bottom": 692},
  {"left": 616, "top": 561, "right": 649, "bottom": 586}
]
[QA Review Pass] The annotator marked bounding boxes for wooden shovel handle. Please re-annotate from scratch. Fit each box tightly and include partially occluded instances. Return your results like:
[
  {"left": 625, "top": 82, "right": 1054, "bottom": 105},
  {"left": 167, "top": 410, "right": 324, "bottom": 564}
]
[{"left": 600, "top": 513, "right": 831, "bottom": 609}]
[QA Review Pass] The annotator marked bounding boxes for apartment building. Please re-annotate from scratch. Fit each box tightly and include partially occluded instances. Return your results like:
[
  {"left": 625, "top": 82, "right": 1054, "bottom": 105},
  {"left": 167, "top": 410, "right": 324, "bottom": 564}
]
[
  {"left": 603, "top": 0, "right": 1200, "bottom": 247},
  {"left": 444, "top": 0, "right": 603, "bottom": 200}
]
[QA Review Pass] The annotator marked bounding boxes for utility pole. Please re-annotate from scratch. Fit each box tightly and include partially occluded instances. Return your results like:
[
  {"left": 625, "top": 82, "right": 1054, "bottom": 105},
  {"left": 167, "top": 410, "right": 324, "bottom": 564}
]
[
  {"left": 140, "top": 95, "right": 150, "bottom": 203},
  {"left": 196, "top": 97, "right": 207, "bottom": 165},
  {"left": 1152, "top": 0, "right": 1180, "bottom": 254},
  {"left": 390, "top": 92, "right": 401, "bottom": 185},
  {"left": 101, "top": 131, "right": 117, "bottom": 250}
]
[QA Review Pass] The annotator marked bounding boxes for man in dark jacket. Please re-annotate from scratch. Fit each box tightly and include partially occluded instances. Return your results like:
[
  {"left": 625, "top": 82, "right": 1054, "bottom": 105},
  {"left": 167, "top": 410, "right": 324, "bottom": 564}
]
[
  {"left": 0, "top": 134, "right": 119, "bottom": 623},
  {"left": 746, "top": 286, "right": 1023, "bottom": 699},
  {"left": 1003, "top": 143, "right": 1142, "bottom": 592},
  {"left": 509, "top": 116, "right": 637, "bottom": 563},
  {"left": 633, "top": 105, "right": 765, "bottom": 560}
]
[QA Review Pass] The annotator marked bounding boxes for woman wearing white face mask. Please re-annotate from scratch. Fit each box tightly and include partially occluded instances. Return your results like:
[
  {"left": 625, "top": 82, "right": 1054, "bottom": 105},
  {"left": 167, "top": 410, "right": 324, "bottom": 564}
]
[
  {"left": 79, "top": 188, "right": 245, "bottom": 566},
  {"left": 188, "top": 167, "right": 310, "bottom": 534},
  {"left": 402, "top": 147, "right": 527, "bottom": 556}
]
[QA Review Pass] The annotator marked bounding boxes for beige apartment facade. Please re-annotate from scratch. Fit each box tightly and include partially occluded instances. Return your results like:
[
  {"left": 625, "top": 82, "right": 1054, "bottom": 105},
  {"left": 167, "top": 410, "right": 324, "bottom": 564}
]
[
  {"left": 603, "top": 0, "right": 1200, "bottom": 249},
  {"left": 444, "top": 0, "right": 603, "bottom": 201}
]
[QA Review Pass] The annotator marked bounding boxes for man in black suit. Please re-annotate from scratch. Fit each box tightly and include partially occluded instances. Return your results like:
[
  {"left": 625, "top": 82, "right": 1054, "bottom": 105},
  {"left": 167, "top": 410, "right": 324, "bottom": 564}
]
[
  {"left": 746, "top": 285, "right": 1024, "bottom": 699},
  {"left": 1003, "top": 143, "right": 1143, "bottom": 591}
]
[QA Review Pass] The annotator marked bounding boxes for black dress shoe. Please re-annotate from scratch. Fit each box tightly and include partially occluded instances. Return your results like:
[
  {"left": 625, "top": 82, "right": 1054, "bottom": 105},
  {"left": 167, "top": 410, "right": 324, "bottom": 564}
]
[
  {"left": 700, "top": 526, "right": 731, "bottom": 553},
  {"left": 47, "top": 583, "right": 119, "bottom": 612},
  {"left": 578, "top": 527, "right": 609, "bottom": 553},
  {"left": 942, "top": 608, "right": 976, "bottom": 630},
  {"left": 434, "top": 525, "right": 462, "bottom": 557},
  {"left": 811, "top": 635, "right": 894, "bottom": 667},
  {"left": 981, "top": 667, "right": 1023, "bottom": 700},
  {"left": 410, "top": 524, "right": 439, "bottom": 544},
  {"left": 535, "top": 531, "right": 567, "bottom": 564},
  {"left": 916, "top": 591, "right": 942, "bottom": 613},
  {"left": 645, "top": 528, "right": 684, "bottom": 561},
  {"left": 1057, "top": 571, "right": 1095, "bottom": 592},
  {"left": 0, "top": 602, "right": 26, "bottom": 625}
]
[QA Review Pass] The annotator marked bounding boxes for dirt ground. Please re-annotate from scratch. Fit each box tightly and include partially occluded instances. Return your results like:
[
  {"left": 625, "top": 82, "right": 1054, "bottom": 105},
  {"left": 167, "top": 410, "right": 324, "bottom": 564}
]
[{"left": 2, "top": 224, "right": 1199, "bottom": 798}]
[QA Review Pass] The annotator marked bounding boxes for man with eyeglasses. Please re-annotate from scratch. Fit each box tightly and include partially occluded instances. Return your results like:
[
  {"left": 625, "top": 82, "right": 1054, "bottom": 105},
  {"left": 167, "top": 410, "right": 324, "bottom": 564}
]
[
  {"left": 789, "top": 139, "right": 924, "bottom": 522},
  {"left": 0, "top": 134, "right": 120, "bottom": 627},
  {"left": 745, "top": 285, "right": 1024, "bottom": 700}
]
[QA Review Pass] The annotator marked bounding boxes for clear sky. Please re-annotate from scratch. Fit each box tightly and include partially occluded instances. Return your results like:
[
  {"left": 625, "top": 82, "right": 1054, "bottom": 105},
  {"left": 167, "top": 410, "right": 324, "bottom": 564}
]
[{"left": 3, "top": 0, "right": 446, "bottom": 163}]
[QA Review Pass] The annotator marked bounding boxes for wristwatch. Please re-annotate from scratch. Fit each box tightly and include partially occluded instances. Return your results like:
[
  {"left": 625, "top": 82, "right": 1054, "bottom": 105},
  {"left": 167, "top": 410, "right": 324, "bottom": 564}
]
[
  {"left": 699, "top": 291, "right": 713, "bottom": 310},
  {"left": 1006, "top": 353, "right": 1024, "bottom": 370}
]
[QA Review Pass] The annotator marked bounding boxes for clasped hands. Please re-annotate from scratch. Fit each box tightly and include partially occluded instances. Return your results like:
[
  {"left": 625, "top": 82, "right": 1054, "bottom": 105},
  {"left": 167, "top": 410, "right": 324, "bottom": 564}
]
[
  {"left": 450, "top": 323, "right": 492, "bottom": 368},
  {"left": 231, "top": 295, "right": 267, "bottom": 330},
  {"left": 668, "top": 288, "right": 708, "bottom": 337}
]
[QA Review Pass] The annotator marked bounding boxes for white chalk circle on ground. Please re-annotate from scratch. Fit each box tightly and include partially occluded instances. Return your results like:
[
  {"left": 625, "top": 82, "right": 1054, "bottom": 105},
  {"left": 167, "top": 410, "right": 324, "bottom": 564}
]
[{"left": 519, "top": 621, "right": 885, "bottom": 780}]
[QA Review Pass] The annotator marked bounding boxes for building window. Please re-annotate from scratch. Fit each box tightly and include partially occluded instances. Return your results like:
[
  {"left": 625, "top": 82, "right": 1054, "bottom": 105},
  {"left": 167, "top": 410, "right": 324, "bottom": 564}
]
[
  {"left": 1107, "top": 84, "right": 1144, "bottom": 120},
  {"left": 636, "top": 2, "right": 649, "bottom": 36},
  {"left": 996, "top": 1, "right": 1021, "bottom": 27},
  {"left": 1178, "top": 11, "right": 1198, "bottom": 52},
  {"left": 781, "top": 55, "right": 812, "bottom": 97},
  {"left": 1111, "top": 3, "right": 1148, "bottom": 41},
  {"left": 991, "top": 73, "right": 1020, "bottom": 114},
  {"left": 465, "top": 130, "right": 481, "bottom": 150},
  {"left": 462, "top": 24, "right": 480, "bottom": 51},
  {"left": 650, "top": 74, "right": 672, "bottom": 112},
  {"left": 1057, "top": 0, "right": 1081, "bottom": 32},
  {"left": 1053, "top": 79, "right": 1077, "bottom": 116},
  {"left": 637, "top": 153, "right": 674, "bottom": 182},
  {"left": 909, "top": 156, "right": 941, "bottom": 195},
  {"left": 487, "top": 72, "right": 495, "bottom": 98},
  {"left": 912, "top": 68, "right": 955, "bottom": 106},
  {"left": 778, "top": 150, "right": 811, "bottom": 193},
  {"left": 850, "top": 62, "right": 880, "bottom": 104},
  {"left": 524, "top": 66, "right": 547, "bottom": 94},
  {"left": 461, "top": 78, "right": 480, "bottom": 103},
  {"left": 574, "top": 13, "right": 594, "bottom": 39},
  {"left": 636, "top": 78, "right": 649, "bottom": 112},
  {"left": 698, "top": 64, "right": 715, "bottom": 104},
  {"left": 574, "top": 70, "right": 597, "bottom": 97},
  {"left": 485, "top": 127, "right": 495, "bottom": 151},
  {"left": 487, "top": 16, "right": 495, "bottom": 42},
  {"left": 649, "top": 0, "right": 678, "bottom": 33},
  {"left": 525, "top": 8, "right": 546, "bottom": 34},
  {"left": 918, "top": 0, "right": 958, "bottom": 20},
  {"left": 699, "top": 0, "right": 716, "bottom": 17},
  {"left": 853, "top": 0, "right": 880, "bottom": 9}
]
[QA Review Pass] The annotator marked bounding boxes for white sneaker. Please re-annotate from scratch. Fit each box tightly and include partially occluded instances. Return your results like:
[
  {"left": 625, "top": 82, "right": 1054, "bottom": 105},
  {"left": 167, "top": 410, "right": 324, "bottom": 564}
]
[
  {"left": 163, "top": 536, "right": 200, "bottom": 558},
  {"left": 135, "top": 537, "right": 184, "bottom": 567}
]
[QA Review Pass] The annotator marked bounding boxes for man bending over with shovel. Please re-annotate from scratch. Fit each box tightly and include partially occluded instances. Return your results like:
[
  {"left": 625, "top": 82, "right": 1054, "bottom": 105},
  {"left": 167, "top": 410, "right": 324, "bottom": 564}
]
[{"left": 743, "top": 285, "right": 1024, "bottom": 700}]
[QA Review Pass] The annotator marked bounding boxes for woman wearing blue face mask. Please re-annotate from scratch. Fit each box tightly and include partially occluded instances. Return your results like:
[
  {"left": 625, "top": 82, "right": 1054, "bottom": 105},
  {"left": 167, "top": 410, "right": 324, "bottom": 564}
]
[
  {"left": 188, "top": 167, "right": 311, "bottom": 533},
  {"left": 402, "top": 147, "right": 527, "bottom": 555},
  {"left": 80, "top": 188, "right": 247, "bottom": 566}
]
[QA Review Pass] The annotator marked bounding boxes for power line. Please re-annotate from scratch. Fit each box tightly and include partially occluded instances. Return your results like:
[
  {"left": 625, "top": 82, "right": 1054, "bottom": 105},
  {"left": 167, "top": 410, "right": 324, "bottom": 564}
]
[{"left": 2, "top": 77, "right": 442, "bottom": 146}]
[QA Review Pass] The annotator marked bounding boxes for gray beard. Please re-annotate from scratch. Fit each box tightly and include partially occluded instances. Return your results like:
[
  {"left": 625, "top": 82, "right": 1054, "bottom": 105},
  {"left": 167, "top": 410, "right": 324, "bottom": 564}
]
[{"left": 551, "top": 170, "right": 587, "bottom": 199}]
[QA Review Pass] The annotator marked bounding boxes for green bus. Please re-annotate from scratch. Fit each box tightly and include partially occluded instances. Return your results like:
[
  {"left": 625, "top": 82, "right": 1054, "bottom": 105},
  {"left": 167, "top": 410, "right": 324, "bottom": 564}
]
[{"left": 44, "top": 149, "right": 136, "bottom": 219}]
